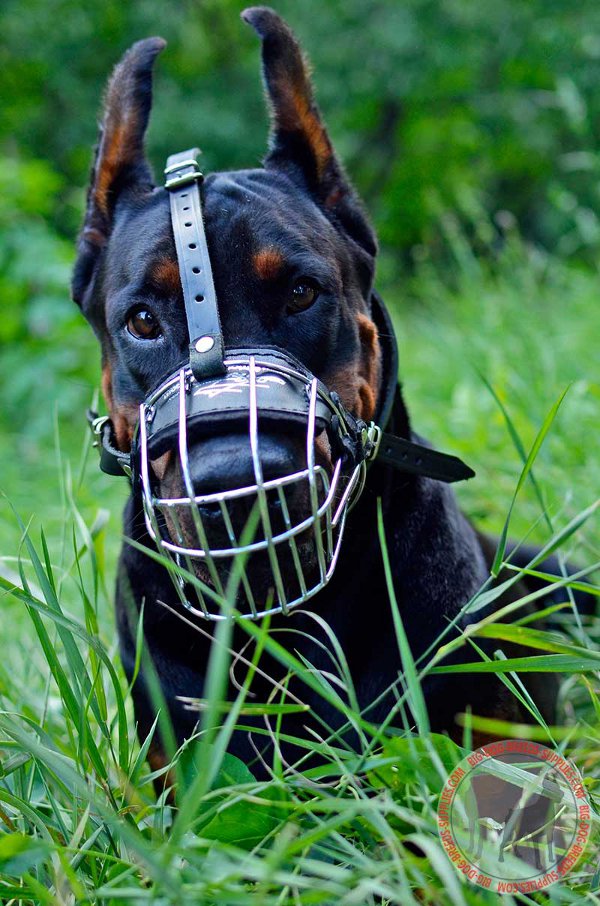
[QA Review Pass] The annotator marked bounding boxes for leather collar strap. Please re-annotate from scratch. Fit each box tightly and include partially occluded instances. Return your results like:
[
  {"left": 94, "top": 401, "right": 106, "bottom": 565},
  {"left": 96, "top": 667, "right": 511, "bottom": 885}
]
[
  {"left": 376, "top": 433, "right": 474, "bottom": 482},
  {"left": 164, "top": 149, "right": 226, "bottom": 379}
]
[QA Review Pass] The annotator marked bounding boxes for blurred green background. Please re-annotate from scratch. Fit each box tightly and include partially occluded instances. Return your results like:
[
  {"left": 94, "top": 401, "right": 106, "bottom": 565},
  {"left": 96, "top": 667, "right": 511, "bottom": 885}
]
[{"left": 1, "top": 0, "right": 599, "bottom": 563}]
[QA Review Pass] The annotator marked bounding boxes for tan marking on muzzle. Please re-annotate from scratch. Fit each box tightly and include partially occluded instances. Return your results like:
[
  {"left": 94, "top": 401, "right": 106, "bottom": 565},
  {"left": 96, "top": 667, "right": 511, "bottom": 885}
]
[
  {"left": 150, "top": 451, "right": 173, "bottom": 481},
  {"left": 101, "top": 362, "right": 139, "bottom": 451},
  {"left": 356, "top": 312, "right": 381, "bottom": 423},
  {"left": 321, "top": 313, "right": 381, "bottom": 423}
]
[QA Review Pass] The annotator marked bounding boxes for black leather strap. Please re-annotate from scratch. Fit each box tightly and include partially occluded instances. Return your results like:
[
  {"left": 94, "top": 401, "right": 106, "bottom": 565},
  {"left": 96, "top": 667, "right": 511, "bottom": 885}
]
[
  {"left": 377, "top": 433, "right": 475, "bottom": 483},
  {"left": 164, "top": 149, "right": 226, "bottom": 379}
]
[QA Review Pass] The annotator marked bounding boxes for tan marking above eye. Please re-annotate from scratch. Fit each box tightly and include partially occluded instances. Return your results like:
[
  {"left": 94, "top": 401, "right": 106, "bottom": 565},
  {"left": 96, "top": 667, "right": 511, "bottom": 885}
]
[
  {"left": 253, "top": 248, "right": 284, "bottom": 280},
  {"left": 152, "top": 257, "right": 181, "bottom": 295}
]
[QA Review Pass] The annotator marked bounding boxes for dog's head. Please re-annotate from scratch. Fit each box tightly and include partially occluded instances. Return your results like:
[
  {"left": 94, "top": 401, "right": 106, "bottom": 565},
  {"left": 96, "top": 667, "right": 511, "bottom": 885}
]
[{"left": 73, "top": 7, "right": 384, "bottom": 605}]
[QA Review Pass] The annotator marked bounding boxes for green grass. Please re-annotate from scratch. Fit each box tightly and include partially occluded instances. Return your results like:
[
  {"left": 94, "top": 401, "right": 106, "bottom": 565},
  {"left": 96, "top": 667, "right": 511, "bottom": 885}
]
[{"left": 0, "top": 244, "right": 599, "bottom": 903}]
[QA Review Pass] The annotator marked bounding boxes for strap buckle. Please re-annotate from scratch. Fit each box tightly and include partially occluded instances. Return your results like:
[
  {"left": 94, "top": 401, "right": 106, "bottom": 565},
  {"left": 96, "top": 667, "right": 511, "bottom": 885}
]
[
  {"left": 164, "top": 151, "right": 204, "bottom": 190},
  {"left": 89, "top": 413, "right": 110, "bottom": 443},
  {"left": 363, "top": 422, "right": 383, "bottom": 462},
  {"left": 86, "top": 409, "right": 133, "bottom": 480}
]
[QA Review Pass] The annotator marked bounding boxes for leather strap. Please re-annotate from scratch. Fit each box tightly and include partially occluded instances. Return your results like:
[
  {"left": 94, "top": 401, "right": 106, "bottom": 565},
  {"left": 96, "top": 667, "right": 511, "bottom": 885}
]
[
  {"left": 164, "top": 149, "right": 226, "bottom": 379},
  {"left": 377, "top": 433, "right": 475, "bottom": 483}
]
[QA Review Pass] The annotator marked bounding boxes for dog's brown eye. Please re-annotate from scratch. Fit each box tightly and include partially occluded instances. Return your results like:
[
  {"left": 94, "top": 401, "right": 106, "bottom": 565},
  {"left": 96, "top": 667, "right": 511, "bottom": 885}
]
[
  {"left": 127, "top": 308, "right": 160, "bottom": 340},
  {"left": 287, "top": 279, "right": 320, "bottom": 314}
]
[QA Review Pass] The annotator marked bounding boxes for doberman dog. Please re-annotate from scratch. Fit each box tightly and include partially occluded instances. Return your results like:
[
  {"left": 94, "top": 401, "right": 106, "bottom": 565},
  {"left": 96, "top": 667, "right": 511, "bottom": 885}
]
[{"left": 72, "top": 8, "right": 591, "bottom": 776}]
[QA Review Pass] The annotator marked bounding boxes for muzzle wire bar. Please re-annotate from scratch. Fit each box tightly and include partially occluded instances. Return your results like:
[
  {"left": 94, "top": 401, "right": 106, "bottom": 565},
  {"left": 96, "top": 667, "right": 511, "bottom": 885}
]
[
  {"left": 275, "top": 484, "right": 308, "bottom": 600},
  {"left": 177, "top": 368, "right": 226, "bottom": 600},
  {"left": 248, "top": 356, "right": 289, "bottom": 615},
  {"left": 306, "top": 376, "right": 327, "bottom": 584}
]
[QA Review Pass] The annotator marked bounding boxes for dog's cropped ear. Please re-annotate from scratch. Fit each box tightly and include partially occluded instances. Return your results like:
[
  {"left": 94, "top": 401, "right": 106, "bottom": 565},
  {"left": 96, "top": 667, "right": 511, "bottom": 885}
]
[
  {"left": 72, "top": 37, "right": 166, "bottom": 308},
  {"left": 242, "top": 7, "right": 377, "bottom": 261}
]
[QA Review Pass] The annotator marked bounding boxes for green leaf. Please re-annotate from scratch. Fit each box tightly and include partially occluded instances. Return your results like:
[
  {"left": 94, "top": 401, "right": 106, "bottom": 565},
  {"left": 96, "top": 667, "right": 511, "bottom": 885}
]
[
  {"left": 377, "top": 498, "right": 430, "bottom": 735},
  {"left": 179, "top": 749, "right": 256, "bottom": 792},
  {"left": 0, "top": 833, "right": 48, "bottom": 877},
  {"left": 431, "top": 653, "right": 600, "bottom": 674},
  {"left": 199, "top": 785, "right": 288, "bottom": 849},
  {"left": 369, "top": 733, "right": 464, "bottom": 796},
  {"left": 178, "top": 750, "right": 288, "bottom": 849}
]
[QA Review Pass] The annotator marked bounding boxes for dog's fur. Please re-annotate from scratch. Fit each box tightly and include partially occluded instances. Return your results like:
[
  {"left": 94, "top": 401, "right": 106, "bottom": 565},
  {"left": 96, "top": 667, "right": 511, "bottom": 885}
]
[{"left": 72, "top": 8, "right": 591, "bottom": 776}]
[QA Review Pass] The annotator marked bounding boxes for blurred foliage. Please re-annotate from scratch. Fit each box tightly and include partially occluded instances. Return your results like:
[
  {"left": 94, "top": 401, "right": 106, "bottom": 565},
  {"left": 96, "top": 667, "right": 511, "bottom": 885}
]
[
  {"left": 1, "top": 0, "right": 600, "bottom": 445},
  {"left": 3, "top": 0, "right": 600, "bottom": 256},
  {"left": 0, "top": 157, "right": 98, "bottom": 439}
]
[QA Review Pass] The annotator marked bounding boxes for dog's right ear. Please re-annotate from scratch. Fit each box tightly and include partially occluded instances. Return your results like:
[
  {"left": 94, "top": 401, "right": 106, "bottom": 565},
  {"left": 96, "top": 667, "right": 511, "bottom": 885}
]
[
  {"left": 241, "top": 7, "right": 377, "bottom": 267},
  {"left": 72, "top": 37, "right": 166, "bottom": 308}
]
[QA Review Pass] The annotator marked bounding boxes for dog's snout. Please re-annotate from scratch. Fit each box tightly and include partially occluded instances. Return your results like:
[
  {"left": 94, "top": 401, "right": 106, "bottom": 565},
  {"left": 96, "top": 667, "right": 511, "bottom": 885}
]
[{"left": 186, "top": 432, "right": 304, "bottom": 496}]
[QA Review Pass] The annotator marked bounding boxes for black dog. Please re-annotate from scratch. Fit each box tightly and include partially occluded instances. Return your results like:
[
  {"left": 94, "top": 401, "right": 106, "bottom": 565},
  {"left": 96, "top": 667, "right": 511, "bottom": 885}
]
[{"left": 72, "top": 8, "right": 589, "bottom": 776}]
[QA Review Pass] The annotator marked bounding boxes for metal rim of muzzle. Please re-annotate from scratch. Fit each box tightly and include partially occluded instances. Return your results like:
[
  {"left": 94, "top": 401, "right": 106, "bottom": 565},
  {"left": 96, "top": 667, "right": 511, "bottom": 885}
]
[{"left": 137, "top": 354, "right": 368, "bottom": 620}]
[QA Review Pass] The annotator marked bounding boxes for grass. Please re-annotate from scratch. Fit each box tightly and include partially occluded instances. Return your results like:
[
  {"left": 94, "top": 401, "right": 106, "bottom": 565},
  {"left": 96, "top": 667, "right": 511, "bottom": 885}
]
[{"left": 0, "top": 240, "right": 599, "bottom": 903}]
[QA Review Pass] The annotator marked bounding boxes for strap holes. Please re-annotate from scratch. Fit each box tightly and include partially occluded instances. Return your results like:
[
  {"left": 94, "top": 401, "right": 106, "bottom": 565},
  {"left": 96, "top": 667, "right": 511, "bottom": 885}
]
[
  {"left": 180, "top": 193, "right": 188, "bottom": 198},
  {"left": 189, "top": 243, "right": 197, "bottom": 249},
  {"left": 192, "top": 266, "right": 201, "bottom": 274},
  {"left": 195, "top": 294, "right": 204, "bottom": 303},
  {"left": 183, "top": 206, "right": 190, "bottom": 211},
  {"left": 185, "top": 221, "right": 192, "bottom": 227}
]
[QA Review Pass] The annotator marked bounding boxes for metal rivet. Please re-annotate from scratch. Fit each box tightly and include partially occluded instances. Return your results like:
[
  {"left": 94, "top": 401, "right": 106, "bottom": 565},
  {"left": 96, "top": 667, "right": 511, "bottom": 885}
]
[{"left": 195, "top": 336, "right": 215, "bottom": 353}]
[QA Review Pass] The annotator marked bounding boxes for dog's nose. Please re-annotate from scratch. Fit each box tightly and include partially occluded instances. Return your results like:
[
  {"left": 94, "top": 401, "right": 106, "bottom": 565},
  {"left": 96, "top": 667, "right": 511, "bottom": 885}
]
[{"left": 186, "top": 431, "right": 304, "bottom": 496}]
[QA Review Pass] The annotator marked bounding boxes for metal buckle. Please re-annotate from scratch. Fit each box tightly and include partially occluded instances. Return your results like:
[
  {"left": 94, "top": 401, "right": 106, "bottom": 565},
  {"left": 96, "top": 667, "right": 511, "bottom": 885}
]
[
  {"left": 363, "top": 422, "right": 383, "bottom": 462},
  {"left": 90, "top": 414, "right": 110, "bottom": 445},
  {"left": 164, "top": 158, "right": 204, "bottom": 189}
]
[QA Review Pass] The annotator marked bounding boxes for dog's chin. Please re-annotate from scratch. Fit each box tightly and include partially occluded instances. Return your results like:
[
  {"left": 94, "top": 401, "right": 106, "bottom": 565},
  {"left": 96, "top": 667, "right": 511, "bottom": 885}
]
[
  {"left": 172, "top": 528, "right": 322, "bottom": 614},
  {"left": 157, "top": 452, "right": 334, "bottom": 612}
]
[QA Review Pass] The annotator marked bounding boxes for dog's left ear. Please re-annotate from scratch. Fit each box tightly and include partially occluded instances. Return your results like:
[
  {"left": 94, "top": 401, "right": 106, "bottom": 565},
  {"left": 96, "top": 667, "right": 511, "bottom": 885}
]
[{"left": 242, "top": 7, "right": 377, "bottom": 262}]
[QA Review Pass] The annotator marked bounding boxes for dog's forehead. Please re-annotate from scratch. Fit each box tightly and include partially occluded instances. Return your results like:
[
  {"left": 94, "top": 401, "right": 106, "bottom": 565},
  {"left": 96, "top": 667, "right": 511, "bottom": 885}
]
[
  {"left": 202, "top": 169, "right": 336, "bottom": 240},
  {"left": 109, "top": 167, "right": 344, "bottom": 269}
]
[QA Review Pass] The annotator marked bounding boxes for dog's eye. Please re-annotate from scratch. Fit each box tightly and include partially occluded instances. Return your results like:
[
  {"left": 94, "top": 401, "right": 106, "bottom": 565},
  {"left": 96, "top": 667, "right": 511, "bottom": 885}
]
[
  {"left": 126, "top": 308, "right": 161, "bottom": 340},
  {"left": 287, "top": 279, "right": 320, "bottom": 314}
]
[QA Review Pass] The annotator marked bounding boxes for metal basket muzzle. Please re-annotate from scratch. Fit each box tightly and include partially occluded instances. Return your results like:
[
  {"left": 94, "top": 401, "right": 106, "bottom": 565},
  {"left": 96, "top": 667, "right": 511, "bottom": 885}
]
[{"left": 137, "top": 353, "right": 368, "bottom": 620}]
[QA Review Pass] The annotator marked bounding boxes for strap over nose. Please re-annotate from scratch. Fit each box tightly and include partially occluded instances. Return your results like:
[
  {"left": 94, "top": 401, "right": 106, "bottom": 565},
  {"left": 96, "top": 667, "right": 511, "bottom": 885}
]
[{"left": 164, "top": 149, "right": 226, "bottom": 379}]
